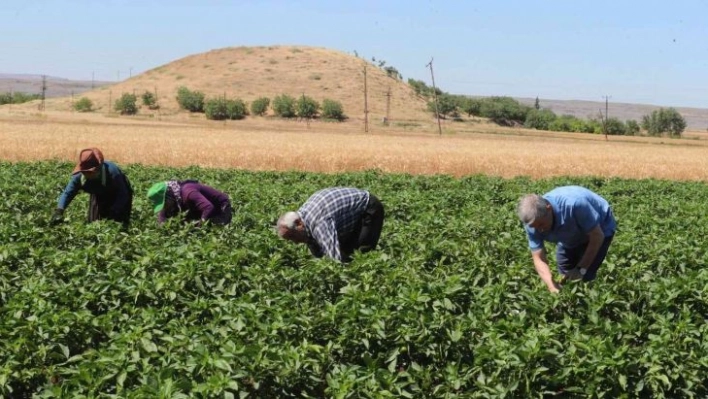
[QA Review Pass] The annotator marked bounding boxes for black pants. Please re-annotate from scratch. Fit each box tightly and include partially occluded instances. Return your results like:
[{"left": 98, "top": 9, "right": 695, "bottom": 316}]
[
  {"left": 341, "top": 194, "right": 385, "bottom": 262},
  {"left": 88, "top": 193, "right": 133, "bottom": 228},
  {"left": 209, "top": 202, "right": 233, "bottom": 226}
]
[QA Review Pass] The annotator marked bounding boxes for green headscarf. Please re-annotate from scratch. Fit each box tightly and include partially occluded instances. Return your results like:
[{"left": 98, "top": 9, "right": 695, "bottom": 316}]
[{"left": 147, "top": 182, "right": 168, "bottom": 214}]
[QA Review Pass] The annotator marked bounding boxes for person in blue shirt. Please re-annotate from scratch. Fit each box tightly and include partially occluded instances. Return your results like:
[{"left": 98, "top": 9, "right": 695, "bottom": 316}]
[
  {"left": 51, "top": 148, "right": 133, "bottom": 228},
  {"left": 277, "top": 187, "right": 385, "bottom": 262},
  {"left": 517, "top": 186, "right": 616, "bottom": 293}
]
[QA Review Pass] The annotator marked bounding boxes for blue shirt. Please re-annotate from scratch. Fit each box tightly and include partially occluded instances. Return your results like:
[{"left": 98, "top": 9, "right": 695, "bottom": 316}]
[
  {"left": 298, "top": 187, "right": 370, "bottom": 261},
  {"left": 57, "top": 161, "right": 132, "bottom": 213},
  {"left": 525, "top": 186, "right": 616, "bottom": 251}
]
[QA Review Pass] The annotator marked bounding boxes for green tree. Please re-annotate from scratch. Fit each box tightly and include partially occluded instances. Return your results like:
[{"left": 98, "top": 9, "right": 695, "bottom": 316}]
[
  {"left": 604, "top": 117, "right": 627, "bottom": 135},
  {"left": 641, "top": 108, "right": 686, "bottom": 137},
  {"left": 524, "top": 109, "right": 556, "bottom": 130},
  {"left": 205, "top": 98, "right": 229, "bottom": 120},
  {"left": 321, "top": 99, "right": 346, "bottom": 121},
  {"left": 384, "top": 66, "right": 402, "bottom": 80},
  {"left": 73, "top": 97, "right": 93, "bottom": 113},
  {"left": 250, "top": 97, "right": 270, "bottom": 116},
  {"left": 176, "top": 86, "right": 205, "bottom": 112},
  {"left": 141, "top": 91, "right": 158, "bottom": 110},
  {"left": 226, "top": 99, "right": 248, "bottom": 120},
  {"left": 272, "top": 94, "right": 296, "bottom": 118},
  {"left": 427, "top": 94, "right": 458, "bottom": 118},
  {"left": 460, "top": 98, "right": 482, "bottom": 117},
  {"left": 296, "top": 95, "right": 320, "bottom": 119},
  {"left": 625, "top": 120, "right": 640, "bottom": 136},
  {"left": 479, "top": 97, "right": 531, "bottom": 125},
  {"left": 114, "top": 93, "right": 137, "bottom": 115},
  {"left": 205, "top": 97, "right": 248, "bottom": 120}
]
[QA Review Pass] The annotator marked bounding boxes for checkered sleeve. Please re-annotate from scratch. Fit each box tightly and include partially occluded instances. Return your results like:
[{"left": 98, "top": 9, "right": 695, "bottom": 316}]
[{"left": 310, "top": 218, "right": 341, "bottom": 261}]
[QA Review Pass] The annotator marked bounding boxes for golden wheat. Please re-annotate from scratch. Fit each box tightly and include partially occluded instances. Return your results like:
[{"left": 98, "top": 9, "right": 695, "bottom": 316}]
[{"left": 1, "top": 113, "right": 708, "bottom": 181}]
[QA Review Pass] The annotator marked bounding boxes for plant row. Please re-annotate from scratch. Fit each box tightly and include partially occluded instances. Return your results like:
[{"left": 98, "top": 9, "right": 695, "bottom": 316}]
[{"left": 1, "top": 162, "right": 707, "bottom": 397}]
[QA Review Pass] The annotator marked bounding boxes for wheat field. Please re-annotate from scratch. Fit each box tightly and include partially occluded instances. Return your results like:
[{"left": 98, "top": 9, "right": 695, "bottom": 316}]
[{"left": 2, "top": 112, "right": 708, "bottom": 181}]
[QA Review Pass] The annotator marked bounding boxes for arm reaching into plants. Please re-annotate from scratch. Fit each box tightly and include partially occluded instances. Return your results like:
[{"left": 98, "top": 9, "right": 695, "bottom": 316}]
[{"left": 531, "top": 248, "right": 560, "bottom": 293}]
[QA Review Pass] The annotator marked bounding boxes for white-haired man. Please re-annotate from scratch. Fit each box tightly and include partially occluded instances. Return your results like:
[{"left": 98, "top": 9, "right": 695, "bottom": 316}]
[
  {"left": 277, "top": 187, "right": 384, "bottom": 262},
  {"left": 517, "top": 186, "right": 616, "bottom": 293}
]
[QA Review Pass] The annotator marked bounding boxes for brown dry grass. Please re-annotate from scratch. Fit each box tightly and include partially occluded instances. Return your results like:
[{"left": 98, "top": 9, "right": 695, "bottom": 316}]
[
  {"left": 14, "top": 45, "right": 429, "bottom": 123},
  {"left": 2, "top": 112, "right": 708, "bottom": 181}
]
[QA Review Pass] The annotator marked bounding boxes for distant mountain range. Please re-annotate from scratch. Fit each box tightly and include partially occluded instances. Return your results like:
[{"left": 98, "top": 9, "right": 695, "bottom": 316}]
[
  {"left": 0, "top": 73, "right": 112, "bottom": 99},
  {"left": 514, "top": 97, "right": 708, "bottom": 132},
  {"left": 2, "top": 70, "right": 707, "bottom": 131}
]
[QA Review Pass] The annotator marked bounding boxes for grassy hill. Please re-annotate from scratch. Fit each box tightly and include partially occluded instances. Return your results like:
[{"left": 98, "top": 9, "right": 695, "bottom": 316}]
[{"left": 33, "top": 46, "right": 432, "bottom": 122}]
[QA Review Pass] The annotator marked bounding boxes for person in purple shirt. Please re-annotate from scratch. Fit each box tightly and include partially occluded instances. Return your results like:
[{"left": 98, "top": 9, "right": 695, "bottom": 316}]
[
  {"left": 517, "top": 186, "right": 616, "bottom": 293},
  {"left": 147, "top": 180, "right": 232, "bottom": 226},
  {"left": 51, "top": 148, "right": 133, "bottom": 228}
]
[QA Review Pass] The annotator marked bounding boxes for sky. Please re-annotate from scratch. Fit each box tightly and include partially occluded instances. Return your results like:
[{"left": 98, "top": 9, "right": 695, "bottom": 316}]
[{"left": 1, "top": 0, "right": 708, "bottom": 108}]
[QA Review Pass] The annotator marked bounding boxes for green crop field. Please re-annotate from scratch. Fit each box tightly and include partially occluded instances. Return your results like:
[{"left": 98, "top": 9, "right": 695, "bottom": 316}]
[{"left": 1, "top": 161, "right": 707, "bottom": 398}]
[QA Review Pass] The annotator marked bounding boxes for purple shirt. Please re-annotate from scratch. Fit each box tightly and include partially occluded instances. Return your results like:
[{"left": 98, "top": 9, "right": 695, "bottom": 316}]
[{"left": 158, "top": 182, "right": 230, "bottom": 224}]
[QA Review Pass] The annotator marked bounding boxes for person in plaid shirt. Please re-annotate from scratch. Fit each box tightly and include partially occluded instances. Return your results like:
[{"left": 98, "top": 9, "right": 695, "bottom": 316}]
[{"left": 277, "top": 187, "right": 385, "bottom": 262}]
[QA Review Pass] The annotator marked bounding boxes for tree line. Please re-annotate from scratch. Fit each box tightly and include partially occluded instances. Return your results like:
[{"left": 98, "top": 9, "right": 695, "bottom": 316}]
[{"left": 409, "top": 80, "right": 688, "bottom": 137}]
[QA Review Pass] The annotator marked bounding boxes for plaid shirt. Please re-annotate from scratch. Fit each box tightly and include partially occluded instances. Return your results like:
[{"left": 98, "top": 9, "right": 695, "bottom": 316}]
[{"left": 298, "top": 187, "right": 370, "bottom": 261}]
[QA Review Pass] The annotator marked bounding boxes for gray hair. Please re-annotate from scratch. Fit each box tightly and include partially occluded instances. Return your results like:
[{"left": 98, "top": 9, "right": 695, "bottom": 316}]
[
  {"left": 517, "top": 194, "right": 550, "bottom": 224},
  {"left": 276, "top": 211, "right": 301, "bottom": 237}
]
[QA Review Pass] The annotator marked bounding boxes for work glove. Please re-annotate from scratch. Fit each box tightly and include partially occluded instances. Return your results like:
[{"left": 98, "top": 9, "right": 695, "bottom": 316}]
[{"left": 50, "top": 208, "right": 65, "bottom": 225}]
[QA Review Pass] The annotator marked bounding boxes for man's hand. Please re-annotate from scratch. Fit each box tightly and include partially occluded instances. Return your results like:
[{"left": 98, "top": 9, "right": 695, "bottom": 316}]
[
  {"left": 50, "top": 208, "right": 65, "bottom": 225},
  {"left": 564, "top": 268, "right": 583, "bottom": 281},
  {"left": 549, "top": 281, "right": 561, "bottom": 293}
]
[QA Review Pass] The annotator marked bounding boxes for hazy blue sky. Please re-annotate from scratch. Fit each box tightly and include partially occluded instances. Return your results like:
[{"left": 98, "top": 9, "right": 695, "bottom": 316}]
[{"left": 2, "top": 1, "right": 707, "bottom": 107}]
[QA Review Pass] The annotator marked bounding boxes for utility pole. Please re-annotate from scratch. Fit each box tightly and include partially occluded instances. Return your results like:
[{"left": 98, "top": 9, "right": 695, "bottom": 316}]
[
  {"left": 91, "top": 71, "right": 95, "bottom": 89},
  {"left": 39, "top": 75, "right": 47, "bottom": 111},
  {"left": 426, "top": 58, "right": 442, "bottom": 136},
  {"left": 384, "top": 86, "right": 391, "bottom": 126},
  {"left": 129, "top": 67, "right": 133, "bottom": 78},
  {"left": 363, "top": 65, "right": 369, "bottom": 132},
  {"left": 602, "top": 95, "right": 611, "bottom": 141}
]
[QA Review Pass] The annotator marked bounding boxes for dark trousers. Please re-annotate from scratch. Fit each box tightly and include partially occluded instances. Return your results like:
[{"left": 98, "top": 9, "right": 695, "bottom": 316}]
[
  {"left": 556, "top": 235, "right": 614, "bottom": 281},
  {"left": 209, "top": 202, "right": 233, "bottom": 226},
  {"left": 88, "top": 193, "right": 133, "bottom": 228},
  {"left": 341, "top": 195, "right": 385, "bottom": 262}
]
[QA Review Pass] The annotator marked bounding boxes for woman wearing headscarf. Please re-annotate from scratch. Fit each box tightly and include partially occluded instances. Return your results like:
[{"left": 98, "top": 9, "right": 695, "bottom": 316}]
[
  {"left": 51, "top": 147, "right": 133, "bottom": 227},
  {"left": 147, "top": 180, "right": 232, "bottom": 226}
]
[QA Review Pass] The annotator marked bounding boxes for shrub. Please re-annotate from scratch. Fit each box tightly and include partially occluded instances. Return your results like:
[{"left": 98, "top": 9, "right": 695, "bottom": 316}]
[
  {"left": 479, "top": 97, "right": 530, "bottom": 125},
  {"left": 250, "top": 97, "right": 270, "bottom": 116},
  {"left": 73, "top": 97, "right": 93, "bottom": 113},
  {"left": 141, "top": 91, "right": 158, "bottom": 109},
  {"left": 0, "top": 92, "right": 41, "bottom": 105},
  {"left": 321, "top": 99, "right": 346, "bottom": 121},
  {"left": 0, "top": 92, "right": 12, "bottom": 105},
  {"left": 272, "top": 94, "right": 296, "bottom": 118},
  {"left": 296, "top": 95, "right": 320, "bottom": 119},
  {"left": 460, "top": 98, "right": 483, "bottom": 117},
  {"left": 226, "top": 99, "right": 248, "bottom": 120},
  {"left": 205, "top": 98, "right": 229, "bottom": 120},
  {"left": 205, "top": 98, "right": 248, "bottom": 120},
  {"left": 524, "top": 109, "right": 557, "bottom": 130},
  {"left": 604, "top": 117, "right": 627, "bottom": 135},
  {"left": 625, "top": 120, "right": 640, "bottom": 136},
  {"left": 176, "top": 86, "right": 205, "bottom": 112},
  {"left": 114, "top": 93, "right": 138, "bottom": 115}
]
